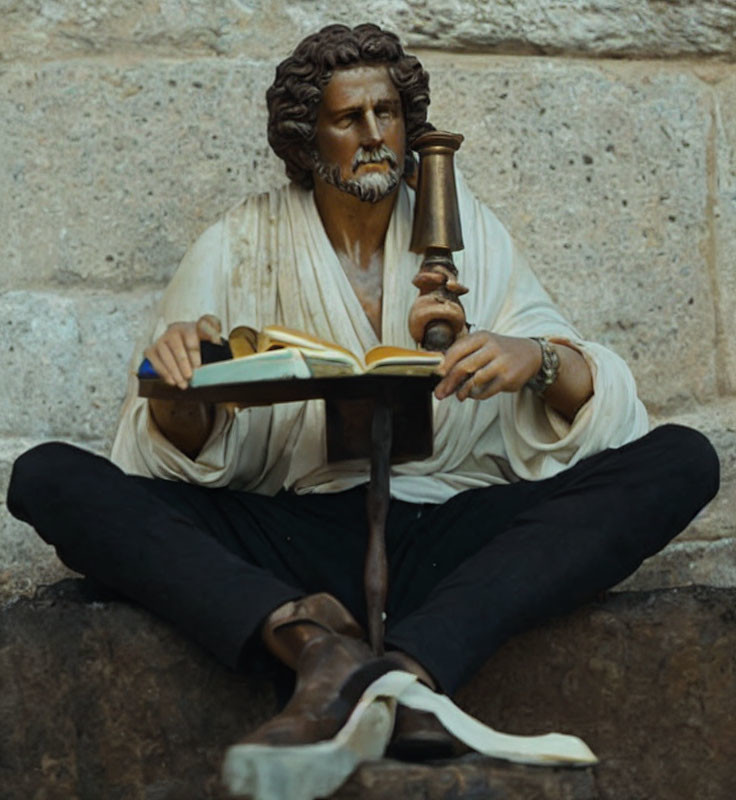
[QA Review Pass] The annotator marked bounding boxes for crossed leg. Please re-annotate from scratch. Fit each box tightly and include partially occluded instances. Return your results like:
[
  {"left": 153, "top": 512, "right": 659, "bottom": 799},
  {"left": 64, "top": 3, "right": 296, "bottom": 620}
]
[{"left": 7, "top": 424, "right": 718, "bottom": 699}]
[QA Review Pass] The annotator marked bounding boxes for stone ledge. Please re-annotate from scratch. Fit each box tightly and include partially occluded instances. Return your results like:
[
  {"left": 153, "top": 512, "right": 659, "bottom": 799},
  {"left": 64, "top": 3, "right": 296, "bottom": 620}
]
[
  {"left": 614, "top": 537, "right": 736, "bottom": 591},
  {"left": 2, "top": 580, "right": 735, "bottom": 799}
]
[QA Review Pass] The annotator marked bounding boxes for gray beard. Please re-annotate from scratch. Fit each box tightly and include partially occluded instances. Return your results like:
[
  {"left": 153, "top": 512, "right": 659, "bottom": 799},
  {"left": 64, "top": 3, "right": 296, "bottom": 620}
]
[{"left": 313, "top": 145, "right": 403, "bottom": 204}]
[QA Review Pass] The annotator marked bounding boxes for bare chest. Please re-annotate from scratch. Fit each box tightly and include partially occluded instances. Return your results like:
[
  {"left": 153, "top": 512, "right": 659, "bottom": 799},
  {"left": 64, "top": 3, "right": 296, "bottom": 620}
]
[{"left": 337, "top": 251, "right": 384, "bottom": 338}]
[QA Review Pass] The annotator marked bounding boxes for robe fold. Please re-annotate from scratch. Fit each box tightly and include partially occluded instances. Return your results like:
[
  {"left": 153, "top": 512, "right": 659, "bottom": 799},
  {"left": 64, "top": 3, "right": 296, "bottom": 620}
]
[{"left": 111, "top": 175, "right": 648, "bottom": 503}]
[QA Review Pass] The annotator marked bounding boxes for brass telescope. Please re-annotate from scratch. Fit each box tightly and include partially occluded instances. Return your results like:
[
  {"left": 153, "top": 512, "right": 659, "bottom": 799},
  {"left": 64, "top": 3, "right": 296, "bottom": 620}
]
[{"left": 409, "top": 130, "right": 468, "bottom": 352}]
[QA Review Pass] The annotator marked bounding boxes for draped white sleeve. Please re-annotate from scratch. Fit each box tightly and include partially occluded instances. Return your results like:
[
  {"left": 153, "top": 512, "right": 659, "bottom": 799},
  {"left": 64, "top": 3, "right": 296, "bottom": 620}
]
[
  {"left": 111, "top": 194, "right": 303, "bottom": 494},
  {"left": 493, "top": 246, "right": 648, "bottom": 479}
]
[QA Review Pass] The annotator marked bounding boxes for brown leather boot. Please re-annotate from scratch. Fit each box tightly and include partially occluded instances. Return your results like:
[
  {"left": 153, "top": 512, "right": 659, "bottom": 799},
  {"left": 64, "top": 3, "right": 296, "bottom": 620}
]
[
  {"left": 253, "top": 594, "right": 456, "bottom": 756},
  {"left": 388, "top": 706, "right": 461, "bottom": 761},
  {"left": 384, "top": 650, "right": 458, "bottom": 761},
  {"left": 241, "top": 633, "right": 383, "bottom": 746},
  {"left": 222, "top": 643, "right": 399, "bottom": 800},
  {"left": 241, "top": 593, "right": 396, "bottom": 747},
  {"left": 261, "top": 592, "right": 364, "bottom": 670}
]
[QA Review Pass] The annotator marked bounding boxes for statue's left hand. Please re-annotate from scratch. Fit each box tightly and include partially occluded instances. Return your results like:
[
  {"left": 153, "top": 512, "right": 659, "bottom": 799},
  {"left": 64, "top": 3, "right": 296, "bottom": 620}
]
[{"left": 434, "top": 331, "right": 542, "bottom": 401}]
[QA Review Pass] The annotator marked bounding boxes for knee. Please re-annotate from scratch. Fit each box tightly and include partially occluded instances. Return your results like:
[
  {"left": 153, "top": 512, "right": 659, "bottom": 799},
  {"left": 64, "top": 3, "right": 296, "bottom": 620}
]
[
  {"left": 7, "top": 442, "right": 89, "bottom": 519},
  {"left": 649, "top": 424, "right": 720, "bottom": 504}
]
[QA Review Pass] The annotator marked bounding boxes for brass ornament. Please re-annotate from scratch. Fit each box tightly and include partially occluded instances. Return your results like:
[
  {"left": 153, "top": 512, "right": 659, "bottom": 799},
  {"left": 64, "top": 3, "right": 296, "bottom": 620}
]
[{"left": 408, "top": 130, "right": 468, "bottom": 352}]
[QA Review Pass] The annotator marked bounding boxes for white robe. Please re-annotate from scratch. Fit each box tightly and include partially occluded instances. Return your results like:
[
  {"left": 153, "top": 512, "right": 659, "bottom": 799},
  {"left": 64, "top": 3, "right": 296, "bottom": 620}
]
[{"left": 111, "top": 175, "right": 648, "bottom": 503}]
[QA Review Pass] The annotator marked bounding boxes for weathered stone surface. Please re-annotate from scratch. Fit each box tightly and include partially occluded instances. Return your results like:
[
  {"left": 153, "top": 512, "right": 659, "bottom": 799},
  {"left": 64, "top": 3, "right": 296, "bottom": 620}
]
[
  {"left": 0, "top": 60, "right": 284, "bottom": 291},
  {"left": 2, "top": 1, "right": 736, "bottom": 61},
  {"left": 715, "top": 73, "right": 736, "bottom": 394},
  {"left": 0, "top": 512, "right": 74, "bottom": 599},
  {"left": 2, "top": 57, "right": 726, "bottom": 412},
  {"left": 615, "top": 537, "right": 736, "bottom": 591},
  {"left": 0, "top": 289, "right": 151, "bottom": 597},
  {"left": 0, "top": 289, "right": 158, "bottom": 440},
  {"left": 0, "top": 579, "right": 279, "bottom": 800},
  {"left": 2, "top": 581, "right": 734, "bottom": 798},
  {"left": 456, "top": 586, "right": 736, "bottom": 800},
  {"left": 338, "top": 757, "right": 597, "bottom": 799},
  {"left": 425, "top": 57, "right": 720, "bottom": 412},
  {"left": 404, "top": 0, "right": 736, "bottom": 58}
]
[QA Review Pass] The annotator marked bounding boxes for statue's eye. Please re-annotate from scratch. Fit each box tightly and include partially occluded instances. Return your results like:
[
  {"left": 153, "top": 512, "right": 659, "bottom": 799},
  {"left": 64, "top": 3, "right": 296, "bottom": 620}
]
[
  {"left": 376, "top": 103, "right": 399, "bottom": 120},
  {"left": 338, "top": 112, "right": 360, "bottom": 128}
]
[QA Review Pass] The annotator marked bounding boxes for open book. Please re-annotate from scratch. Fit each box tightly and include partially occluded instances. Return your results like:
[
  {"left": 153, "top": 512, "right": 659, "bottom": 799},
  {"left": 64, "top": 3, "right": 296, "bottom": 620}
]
[{"left": 138, "top": 324, "right": 442, "bottom": 388}]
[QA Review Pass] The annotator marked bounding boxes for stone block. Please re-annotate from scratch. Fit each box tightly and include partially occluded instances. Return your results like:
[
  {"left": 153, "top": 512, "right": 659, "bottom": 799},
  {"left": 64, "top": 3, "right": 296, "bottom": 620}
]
[
  {"left": 0, "top": 60, "right": 285, "bottom": 291},
  {"left": 715, "top": 74, "right": 736, "bottom": 395},
  {"left": 0, "top": 512, "right": 73, "bottom": 600},
  {"left": 0, "top": 289, "right": 158, "bottom": 441},
  {"left": 425, "top": 57, "right": 720, "bottom": 411},
  {"left": 397, "top": 0, "right": 736, "bottom": 59},
  {"left": 336, "top": 757, "right": 597, "bottom": 799},
  {"left": 2, "top": 1, "right": 736, "bottom": 61},
  {"left": 615, "top": 538, "right": 736, "bottom": 591},
  {"left": 455, "top": 586, "right": 736, "bottom": 800},
  {"left": 2, "top": 581, "right": 734, "bottom": 798}
]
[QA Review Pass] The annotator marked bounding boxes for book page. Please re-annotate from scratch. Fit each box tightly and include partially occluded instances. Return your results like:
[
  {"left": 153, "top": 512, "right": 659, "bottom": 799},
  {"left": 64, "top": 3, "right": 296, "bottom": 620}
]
[
  {"left": 263, "top": 325, "right": 359, "bottom": 363},
  {"left": 364, "top": 345, "right": 441, "bottom": 366},
  {"left": 364, "top": 346, "right": 442, "bottom": 375},
  {"left": 300, "top": 349, "right": 362, "bottom": 377},
  {"left": 229, "top": 326, "right": 260, "bottom": 358}
]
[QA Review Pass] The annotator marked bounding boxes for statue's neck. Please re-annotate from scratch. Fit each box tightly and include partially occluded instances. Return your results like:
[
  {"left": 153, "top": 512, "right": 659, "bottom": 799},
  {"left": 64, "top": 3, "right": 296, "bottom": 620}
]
[{"left": 313, "top": 179, "right": 398, "bottom": 271}]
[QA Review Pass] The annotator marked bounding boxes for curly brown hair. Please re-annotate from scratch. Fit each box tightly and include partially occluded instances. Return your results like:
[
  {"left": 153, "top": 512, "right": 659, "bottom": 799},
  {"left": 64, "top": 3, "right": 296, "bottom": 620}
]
[{"left": 266, "top": 24, "right": 433, "bottom": 190}]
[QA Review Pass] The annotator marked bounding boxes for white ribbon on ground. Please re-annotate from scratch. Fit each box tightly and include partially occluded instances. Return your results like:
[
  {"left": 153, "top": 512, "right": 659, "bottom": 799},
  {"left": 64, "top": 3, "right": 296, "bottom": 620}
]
[{"left": 222, "top": 670, "right": 597, "bottom": 799}]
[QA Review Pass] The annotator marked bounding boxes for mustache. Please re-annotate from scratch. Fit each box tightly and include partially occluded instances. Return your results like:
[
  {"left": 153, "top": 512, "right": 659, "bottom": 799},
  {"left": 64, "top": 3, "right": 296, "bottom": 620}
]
[
  {"left": 352, "top": 145, "right": 399, "bottom": 171},
  {"left": 313, "top": 153, "right": 402, "bottom": 204}
]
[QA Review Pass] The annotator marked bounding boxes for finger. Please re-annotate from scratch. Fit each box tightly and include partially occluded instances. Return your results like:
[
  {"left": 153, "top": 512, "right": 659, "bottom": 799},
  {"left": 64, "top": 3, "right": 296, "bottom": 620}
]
[
  {"left": 435, "top": 346, "right": 496, "bottom": 399},
  {"left": 466, "top": 374, "right": 505, "bottom": 401},
  {"left": 183, "top": 326, "right": 202, "bottom": 370},
  {"left": 437, "top": 333, "right": 487, "bottom": 377},
  {"left": 156, "top": 341, "right": 189, "bottom": 389},
  {"left": 457, "top": 362, "right": 503, "bottom": 401},
  {"left": 144, "top": 347, "right": 177, "bottom": 387},
  {"left": 166, "top": 330, "right": 200, "bottom": 383},
  {"left": 197, "top": 314, "right": 223, "bottom": 344}
]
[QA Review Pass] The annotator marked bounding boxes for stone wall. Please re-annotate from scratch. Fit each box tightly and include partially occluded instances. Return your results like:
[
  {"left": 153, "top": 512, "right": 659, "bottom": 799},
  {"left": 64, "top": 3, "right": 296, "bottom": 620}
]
[{"left": 2, "top": 1, "right": 735, "bottom": 599}]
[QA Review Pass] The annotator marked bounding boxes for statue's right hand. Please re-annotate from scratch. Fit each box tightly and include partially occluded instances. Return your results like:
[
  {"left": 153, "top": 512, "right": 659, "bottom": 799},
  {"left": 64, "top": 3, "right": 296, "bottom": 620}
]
[{"left": 143, "top": 314, "right": 222, "bottom": 390}]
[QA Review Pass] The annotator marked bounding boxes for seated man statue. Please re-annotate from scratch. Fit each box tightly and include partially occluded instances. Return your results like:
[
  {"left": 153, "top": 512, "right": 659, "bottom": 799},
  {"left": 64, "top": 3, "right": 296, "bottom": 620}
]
[{"left": 7, "top": 21, "right": 719, "bottom": 783}]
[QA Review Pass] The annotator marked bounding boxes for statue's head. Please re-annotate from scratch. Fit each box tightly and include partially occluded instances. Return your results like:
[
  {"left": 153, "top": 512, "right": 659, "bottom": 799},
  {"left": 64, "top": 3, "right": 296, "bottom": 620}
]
[{"left": 267, "top": 24, "right": 432, "bottom": 192}]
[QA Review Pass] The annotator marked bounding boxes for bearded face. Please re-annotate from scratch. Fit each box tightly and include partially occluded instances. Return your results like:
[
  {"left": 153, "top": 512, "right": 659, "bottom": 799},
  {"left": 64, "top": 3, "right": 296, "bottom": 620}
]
[
  {"left": 312, "top": 65, "right": 407, "bottom": 204},
  {"left": 313, "top": 144, "right": 403, "bottom": 204}
]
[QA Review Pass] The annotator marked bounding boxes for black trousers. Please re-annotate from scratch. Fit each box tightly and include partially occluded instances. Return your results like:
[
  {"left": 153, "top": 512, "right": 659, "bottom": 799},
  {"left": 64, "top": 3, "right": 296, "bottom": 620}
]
[{"left": 7, "top": 424, "right": 719, "bottom": 693}]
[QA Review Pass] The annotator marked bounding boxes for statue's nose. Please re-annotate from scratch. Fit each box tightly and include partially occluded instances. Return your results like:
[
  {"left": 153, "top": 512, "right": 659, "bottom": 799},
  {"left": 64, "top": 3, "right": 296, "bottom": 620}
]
[{"left": 361, "top": 111, "right": 383, "bottom": 148}]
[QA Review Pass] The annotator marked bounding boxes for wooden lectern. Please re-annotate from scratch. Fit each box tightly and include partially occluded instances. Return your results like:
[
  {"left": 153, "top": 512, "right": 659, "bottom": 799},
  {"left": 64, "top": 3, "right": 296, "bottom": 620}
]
[{"left": 139, "top": 374, "right": 437, "bottom": 655}]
